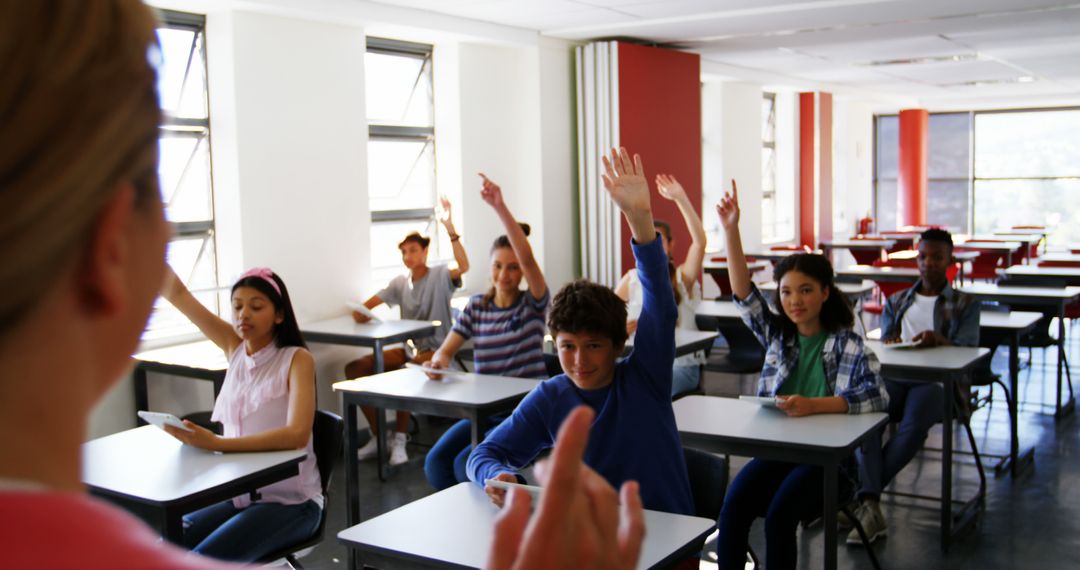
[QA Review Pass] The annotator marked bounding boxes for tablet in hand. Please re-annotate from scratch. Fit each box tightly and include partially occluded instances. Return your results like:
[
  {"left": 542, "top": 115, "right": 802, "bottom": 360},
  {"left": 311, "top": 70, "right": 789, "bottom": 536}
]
[
  {"left": 346, "top": 302, "right": 382, "bottom": 323},
  {"left": 485, "top": 478, "right": 543, "bottom": 500},
  {"left": 138, "top": 410, "right": 193, "bottom": 432},
  {"left": 738, "top": 395, "right": 780, "bottom": 408}
]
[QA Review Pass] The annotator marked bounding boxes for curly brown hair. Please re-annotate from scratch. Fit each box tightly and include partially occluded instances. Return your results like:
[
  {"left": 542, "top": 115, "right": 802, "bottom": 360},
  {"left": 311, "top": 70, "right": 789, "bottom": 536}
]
[{"left": 547, "top": 279, "right": 629, "bottom": 348}]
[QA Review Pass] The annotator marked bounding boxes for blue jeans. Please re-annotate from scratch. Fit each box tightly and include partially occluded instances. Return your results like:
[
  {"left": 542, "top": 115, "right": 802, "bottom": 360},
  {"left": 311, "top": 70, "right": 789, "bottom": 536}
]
[
  {"left": 717, "top": 459, "right": 825, "bottom": 570},
  {"left": 182, "top": 499, "right": 321, "bottom": 562},
  {"left": 857, "top": 379, "right": 943, "bottom": 497},
  {"left": 672, "top": 365, "right": 700, "bottom": 398},
  {"left": 424, "top": 415, "right": 506, "bottom": 490}
]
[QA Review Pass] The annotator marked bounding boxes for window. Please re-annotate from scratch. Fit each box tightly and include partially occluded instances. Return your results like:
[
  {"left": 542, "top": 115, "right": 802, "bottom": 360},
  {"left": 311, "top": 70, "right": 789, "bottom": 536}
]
[
  {"left": 144, "top": 10, "right": 219, "bottom": 343},
  {"left": 761, "top": 93, "right": 793, "bottom": 242},
  {"left": 365, "top": 38, "right": 442, "bottom": 284},
  {"left": 875, "top": 108, "right": 1079, "bottom": 245}
]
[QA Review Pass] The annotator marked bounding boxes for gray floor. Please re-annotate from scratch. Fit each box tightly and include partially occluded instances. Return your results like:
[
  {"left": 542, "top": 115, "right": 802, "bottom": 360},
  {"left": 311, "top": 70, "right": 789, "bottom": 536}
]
[{"left": 297, "top": 323, "right": 1080, "bottom": 569}]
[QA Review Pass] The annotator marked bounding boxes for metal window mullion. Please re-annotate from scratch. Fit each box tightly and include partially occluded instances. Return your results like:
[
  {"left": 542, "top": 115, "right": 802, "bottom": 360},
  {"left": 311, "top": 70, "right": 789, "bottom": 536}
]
[{"left": 369, "top": 125, "right": 434, "bottom": 139}]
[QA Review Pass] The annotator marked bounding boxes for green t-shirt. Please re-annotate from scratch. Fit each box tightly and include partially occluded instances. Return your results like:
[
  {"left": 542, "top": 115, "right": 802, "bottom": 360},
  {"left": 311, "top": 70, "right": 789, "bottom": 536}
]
[{"left": 777, "top": 332, "right": 829, "bottom": 398}]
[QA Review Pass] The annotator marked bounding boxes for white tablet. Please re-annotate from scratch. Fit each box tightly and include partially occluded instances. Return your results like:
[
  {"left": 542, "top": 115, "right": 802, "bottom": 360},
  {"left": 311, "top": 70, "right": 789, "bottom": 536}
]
[
  {"left": 882, "top": 340, "right": 921, "bottom": 349},
  {"left": 346, "top": 301, "right": 382, "bottom": 323},
  {"left": 485, "top": 479, "right": 543, "bottom": 500},
  {"left": 137, "top": 410, "right": 193, "bottom": 432},
  {"left": 739, "top": 395, "right": 780, "bottom": 408},
  {"left": 404, "top": 362, "right": 468, "bottom": 378}
]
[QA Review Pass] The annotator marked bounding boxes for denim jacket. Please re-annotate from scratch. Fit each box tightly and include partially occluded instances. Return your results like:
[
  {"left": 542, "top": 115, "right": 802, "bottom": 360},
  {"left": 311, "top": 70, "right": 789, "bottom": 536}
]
[
  {"left": 734, "top": 284, "right": 889, "bottom": 414},
  {"left": 880, "top": 281, "right": 980, "bottom": 347}
]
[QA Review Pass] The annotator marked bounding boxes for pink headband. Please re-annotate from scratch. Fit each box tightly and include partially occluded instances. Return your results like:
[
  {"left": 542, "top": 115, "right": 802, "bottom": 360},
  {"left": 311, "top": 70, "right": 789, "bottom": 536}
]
[{"left": 239, "top": 267, "right": 281, "bottom": 297}]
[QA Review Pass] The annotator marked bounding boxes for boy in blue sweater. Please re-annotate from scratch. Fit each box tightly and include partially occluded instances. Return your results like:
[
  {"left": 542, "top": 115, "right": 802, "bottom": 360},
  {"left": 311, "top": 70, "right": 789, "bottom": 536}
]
[{"left": 466, "top": 147, "right": 694, "bottom": 516}]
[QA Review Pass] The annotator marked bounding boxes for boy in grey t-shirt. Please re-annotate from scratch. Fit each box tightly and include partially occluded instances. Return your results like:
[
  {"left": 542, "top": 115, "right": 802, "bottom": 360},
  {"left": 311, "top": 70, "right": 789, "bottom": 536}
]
[{"left": 345, "top": 197, "right": 470, "bottom": 465}]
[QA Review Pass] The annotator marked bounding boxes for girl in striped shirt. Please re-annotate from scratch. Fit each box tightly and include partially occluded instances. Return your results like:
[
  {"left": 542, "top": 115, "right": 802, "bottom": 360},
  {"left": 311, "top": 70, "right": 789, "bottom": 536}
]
[{"left": 422, "top": 173, "right": 551, "bottom": 490}]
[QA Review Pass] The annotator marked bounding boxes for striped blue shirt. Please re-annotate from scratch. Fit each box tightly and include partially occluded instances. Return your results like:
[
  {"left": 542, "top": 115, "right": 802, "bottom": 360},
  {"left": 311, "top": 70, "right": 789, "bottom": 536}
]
[{"left": 452, "top": 289, "right": 550, "bottom": 379}]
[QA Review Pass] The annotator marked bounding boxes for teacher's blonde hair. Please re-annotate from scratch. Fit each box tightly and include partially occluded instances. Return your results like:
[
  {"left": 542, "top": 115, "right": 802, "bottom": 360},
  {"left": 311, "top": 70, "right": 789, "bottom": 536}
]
[{"left": 0, "top": 0, "right": 162, "bottom": 333}]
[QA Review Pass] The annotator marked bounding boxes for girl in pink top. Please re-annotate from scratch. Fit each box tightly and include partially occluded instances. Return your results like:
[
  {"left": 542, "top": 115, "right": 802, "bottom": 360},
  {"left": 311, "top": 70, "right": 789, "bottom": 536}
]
[{"left": 160, "top": 267, "right": 322, "bottom": 562}]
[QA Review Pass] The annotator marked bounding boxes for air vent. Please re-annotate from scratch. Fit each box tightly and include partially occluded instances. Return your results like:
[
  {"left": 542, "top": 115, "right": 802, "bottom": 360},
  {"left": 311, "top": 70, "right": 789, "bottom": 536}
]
[{"left": 860, "top": 53, "right": 981, "bottom": 66}]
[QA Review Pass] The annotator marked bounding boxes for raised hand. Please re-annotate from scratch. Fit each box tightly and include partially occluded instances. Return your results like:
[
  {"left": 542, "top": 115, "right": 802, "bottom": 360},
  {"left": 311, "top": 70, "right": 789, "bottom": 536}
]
[
  {"left": 436, "top": 195, "right": 453, "bottom": 227},
  {"left": 601, "top": 147, "right": 651, "bottom": 216},
  {"left": 655, "top": 174, "right": 687, "bottom": 203},
  {"left": 715, "top": 179, "right": 740, "bottom": 230},
  {"left": 479, "top": 173, "right": 505, "bottom": 209}
]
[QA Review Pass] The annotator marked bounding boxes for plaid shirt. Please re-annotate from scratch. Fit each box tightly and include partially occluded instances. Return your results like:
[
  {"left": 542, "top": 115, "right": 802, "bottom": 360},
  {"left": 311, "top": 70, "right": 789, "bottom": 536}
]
[
  {"left": 880, "top": 280, "right": 980, "bottom": 346},
  {"left": 734, "top": 284, "right": 889, "bottom": 414}
]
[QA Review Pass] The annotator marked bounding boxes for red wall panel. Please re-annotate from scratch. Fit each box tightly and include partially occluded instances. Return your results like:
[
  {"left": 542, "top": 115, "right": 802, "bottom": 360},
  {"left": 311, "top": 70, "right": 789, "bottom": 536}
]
[
  {"left": 898, "top": 109, "right": 928, "bottom": 227},
  {"left": 617, "top": 42, "right": 701, "bottom": 275}
]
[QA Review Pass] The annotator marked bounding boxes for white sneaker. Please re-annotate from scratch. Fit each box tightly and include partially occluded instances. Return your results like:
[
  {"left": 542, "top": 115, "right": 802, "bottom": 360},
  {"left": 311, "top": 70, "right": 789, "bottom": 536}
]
[
  {"left": 389, "top": 432, "right": 409, "bottom": 466},
  {"left": 356, "top": 437, "right": 378, "bottom": 460},
  {"left": 846, "top": 500, "right": 887, "bottom": 545}
]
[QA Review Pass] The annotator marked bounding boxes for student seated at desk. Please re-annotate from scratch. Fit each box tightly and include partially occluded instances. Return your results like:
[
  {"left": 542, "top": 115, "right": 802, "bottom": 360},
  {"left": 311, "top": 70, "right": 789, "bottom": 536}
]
[
  {"left": 614, "top": 173, "right": 706, "bottom": 398},
  {"left": 847, "top": 228, "right": 979, "bottom": 545},
  {"left": 160, "top": 267, "right": 322, "bottom": 563},
  {"left": 466, "top": 148, "right": 694, "bottom": 519},
  {"left": 715, "top": 182, "right": 888, "bottom": 570},
  {"left": 422, "top": 174, "right": 550, "bottom": 490},
  {"left": 345, "top": 196, "right": 470, "bottom": 466},
  {"left": 0, "top": 2, "right": 230, "bottom": 567}
]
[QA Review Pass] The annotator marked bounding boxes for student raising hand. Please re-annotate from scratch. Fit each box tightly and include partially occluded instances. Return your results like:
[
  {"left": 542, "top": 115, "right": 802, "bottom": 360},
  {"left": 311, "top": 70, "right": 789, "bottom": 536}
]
[
  {"left": 480, "top": 173, "right": 505, "bottom": 208},
  {"left": 601, "top": 147, "right": 654, "bottom": 244},
  {"left": 715, "top": 179, "right": 740, "bottom": 229},
  {"left": 486, "top": 406, "right": 645, "bottom": 570}
]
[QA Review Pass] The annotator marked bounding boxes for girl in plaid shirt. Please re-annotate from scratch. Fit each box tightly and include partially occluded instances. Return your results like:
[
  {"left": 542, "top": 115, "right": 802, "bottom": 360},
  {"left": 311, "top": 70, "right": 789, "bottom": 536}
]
[{"left": 714, "top": 182, "right": 888, "bottom": 570}]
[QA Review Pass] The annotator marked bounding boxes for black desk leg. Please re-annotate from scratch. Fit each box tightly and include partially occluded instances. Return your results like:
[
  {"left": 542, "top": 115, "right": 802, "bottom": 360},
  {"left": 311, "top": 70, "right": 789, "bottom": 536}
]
[
  {"left": 941, "top": 375, "right": 954, "bottom": 551},
  {"left": 134, "top": 365, "right": 149, "bottom": 424},
  {"left": 160, "top": 509, "right": 184, "bottom": 545},
  {"left": 469, "top": 411, "right": 481, "bottom": 448},
  {"left": 823, "top": 463, "right": 838, "bottom": 570},
  {"left": 374, "top": 340, "right": 385, "bottom": 374},
  {"left": 377, "top": 407, "right": 389, "bottom": 482},
  {"left": 1055, "top": 306, "right": 1075, "bottom": 420},
  {"left": 343, "top": 400, "right": 361, "bottom": 570}
]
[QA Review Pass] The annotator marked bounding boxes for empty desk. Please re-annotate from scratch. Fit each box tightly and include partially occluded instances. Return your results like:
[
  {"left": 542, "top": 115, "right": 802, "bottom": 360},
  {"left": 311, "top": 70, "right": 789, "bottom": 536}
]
[
  {"left": 302, "top": 316, "right": 437, "bottom": 374},
  {"left": 132, "top": 340, "right": 227, "bottom": 424},
  {"left": 836, "top": 265, "right": 921, "bottom": 284}
]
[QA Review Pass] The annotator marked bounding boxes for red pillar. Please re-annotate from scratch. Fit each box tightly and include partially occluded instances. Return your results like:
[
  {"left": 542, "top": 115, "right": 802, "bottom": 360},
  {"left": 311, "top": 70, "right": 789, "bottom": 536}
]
[
  {"left": 799, "top": 93, "right": 816, "bottom": 248},
  {"left": 898, "top": 109, "right": 928, "bottom": 228}
]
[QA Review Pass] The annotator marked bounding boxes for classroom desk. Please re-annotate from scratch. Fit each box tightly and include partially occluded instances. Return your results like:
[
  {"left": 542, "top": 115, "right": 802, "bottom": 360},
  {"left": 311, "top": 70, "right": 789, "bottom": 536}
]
[
  {"left": 82, "top": 425, "right": 305, "bottom": 544},
  {"left": 132, "top": 340, "right": 227, "bottom": 425},
  {"left": 1004, "top": 265, "right": 1080, "bottom": 286},
  {"left": 759, "top": 280, "right": 875, "bottom": 303},
  {"left": 956, "top": 241, "right": 1024, "bottom": 266},
  {"left": 333, "top": 369, "right": 539, "bottom": 570},
  {"left": 1040, "top": 253, "right": 1080, "bottom": 265},
  {"left": 302, "top": 316, "right": 437, "bottom": 374},
  {"left": 674, "top": 396, "right": 887, "bottom": 570},
  {"left": 338, "top": 482, "right": 715, "bottom": 570},
  {"left": 628, "top": 328, "right": 719, "bottom": 358},
  {"left": 980, "top": 310, "right": 1042, "bottom": 477},
  {"left": 865, "top": 342, "right": 991, "bottom": 550},
  {"left": 703, "top": 260, "right": 769, "bottom": 278},
  {"left": 958, "top": 283, "right": 1080, "bottom": 419},
  {"left": 820, "top": 239, "right": 897, "bottom": 264},
  {"left": 835, "top": 265, "right": 921, "bottom": 284},
  {"left": 744, "top": 249, "right": 822, "bottom": 262},
  {"left": 694, "top": 299, "right": 742, "bottom": 322}
]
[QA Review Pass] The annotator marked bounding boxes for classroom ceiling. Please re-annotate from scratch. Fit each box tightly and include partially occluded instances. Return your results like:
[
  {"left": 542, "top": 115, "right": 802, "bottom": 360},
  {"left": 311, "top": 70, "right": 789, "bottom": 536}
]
[{"left": 367, "top": 0, "right": 1080, "bottom": 110}]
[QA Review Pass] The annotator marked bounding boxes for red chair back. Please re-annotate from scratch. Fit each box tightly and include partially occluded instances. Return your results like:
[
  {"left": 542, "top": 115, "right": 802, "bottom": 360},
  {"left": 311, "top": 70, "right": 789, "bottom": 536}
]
[{"left": 1040, "top": 260, "right": 1080, "bottom": 268}]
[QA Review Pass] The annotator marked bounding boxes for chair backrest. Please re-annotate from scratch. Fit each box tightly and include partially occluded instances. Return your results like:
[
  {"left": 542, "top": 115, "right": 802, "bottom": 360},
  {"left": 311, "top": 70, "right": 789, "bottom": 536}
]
[
  {"left": 683, "top": 447, "right": 728, "bottom": 521},
  {"left": 313, "top": 409, "right": 344, "bottom": 493}
]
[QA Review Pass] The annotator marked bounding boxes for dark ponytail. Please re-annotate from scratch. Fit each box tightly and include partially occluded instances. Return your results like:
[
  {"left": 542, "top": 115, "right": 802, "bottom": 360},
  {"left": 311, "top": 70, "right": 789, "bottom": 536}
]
[
  {"left": 771, "top": 254, "right": 854, "bottom": 337},
  {"left": 481, "top": 222, "right": 531, "bottom": 308},
  {"left": 231, "top": 272, "right": 308, "bottom": 349}
]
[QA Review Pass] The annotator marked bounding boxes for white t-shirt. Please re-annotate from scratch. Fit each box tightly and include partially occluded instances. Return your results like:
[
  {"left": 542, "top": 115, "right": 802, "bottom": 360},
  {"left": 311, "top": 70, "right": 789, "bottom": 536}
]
[
  {"left": 624, "top": 268, "right": 704, "bottom": 367},
  {"left": 900, "top": 293, "right": 937, "bottom": 342}
]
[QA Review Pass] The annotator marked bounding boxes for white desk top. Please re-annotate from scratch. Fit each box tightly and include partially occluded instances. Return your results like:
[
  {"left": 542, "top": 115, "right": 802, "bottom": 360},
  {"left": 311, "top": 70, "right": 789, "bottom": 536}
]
[
  {"left": 744, "top": 249, "right": 821, "bottom": 260},
  {"left": 957, "top": 241, "right": 1023, "bottom": 250},
  {"left": 1005, "top": 266, "right": 1080, "bottom": 279},
  {"left": 1041, "top": 253, "right": 1080, "bottom": 264},
  {"left": 133, "top": 339, "right": 228, "bottom": 371},
  {"left": 865, "top": 341, "right": 989, "bottom": 371},
  {"left": 302, "top": 316, "right": 437, "bottom": 341},
  {"left": 695, "top": 300, "right": 742, "bottom": 320},
  {"left": 821, "top": 239, "right": 896, "bottom": 249},
  {"left": 759, "top": 280, "right": 875, "bottom": 297},
  {"left": 979, "top": 310, "right": 1042, "bottom": 330},
  {"left": 835, "top": 265, "right": 920, "bottom": 280},
  {"left": 82, "top": 426, "right": 306, "bottom": 503},
  {"left": 994, "top": 228, "right": 1046, "bottom": 237},
  {"left": 703, "top": 260, "right": 769, "bottom": 273},
  {"left": 958, "top": 283, "right": 1080, "bottom": 301},
  {"left": 337, "top": 482, "right": 715, "bottom": 570},
  {"left": 972, "top": 234, "right": 1041, "bottom": 244},
  {"left": 627, "top": 328, "right": 718, "bottom": 351},
  {"left": 673, "top": 396, "right": 887, "bottom": 451},
  {"left": 333, "top": 368, "right": 539, "bottom": 406}
]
